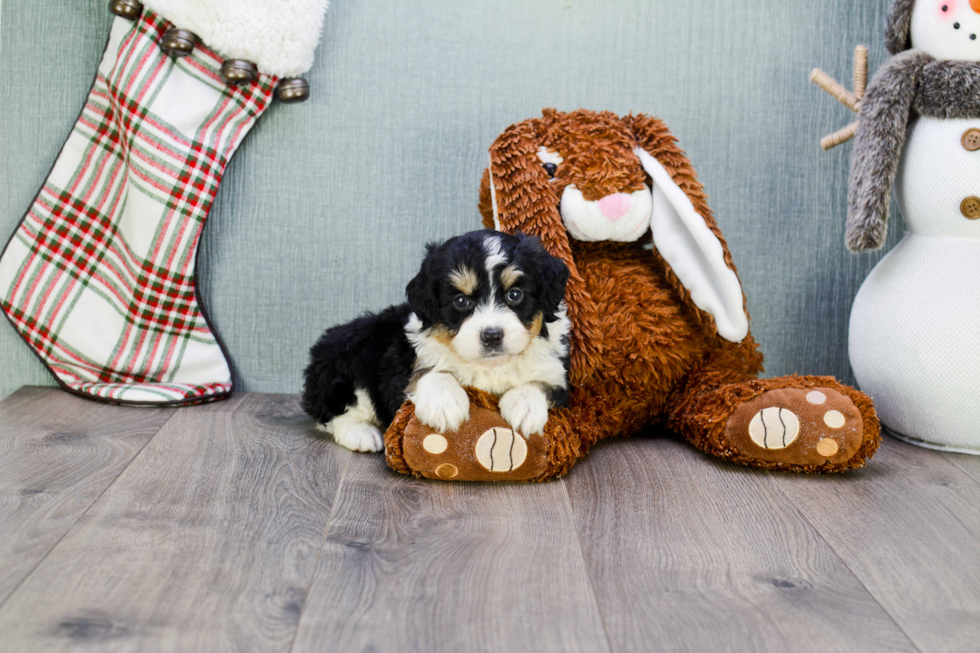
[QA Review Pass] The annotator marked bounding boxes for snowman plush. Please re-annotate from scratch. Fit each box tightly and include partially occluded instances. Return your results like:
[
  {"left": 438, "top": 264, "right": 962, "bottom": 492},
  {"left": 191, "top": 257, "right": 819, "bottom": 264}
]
[{"left": 841, "top": 0, "right": 980, "bottom": 453}]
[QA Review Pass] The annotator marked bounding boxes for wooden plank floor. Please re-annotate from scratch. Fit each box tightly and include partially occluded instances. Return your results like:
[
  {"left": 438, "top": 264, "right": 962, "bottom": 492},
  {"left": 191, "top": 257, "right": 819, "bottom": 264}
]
[{"left": 0, "top": 387, "right": 977, "bottom": 652}]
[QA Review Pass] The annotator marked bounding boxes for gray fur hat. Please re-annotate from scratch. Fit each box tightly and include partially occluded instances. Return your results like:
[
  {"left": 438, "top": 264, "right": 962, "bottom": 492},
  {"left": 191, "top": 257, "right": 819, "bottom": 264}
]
[{"left": 885, "top": 0, "right": 916, "bottom": 55}]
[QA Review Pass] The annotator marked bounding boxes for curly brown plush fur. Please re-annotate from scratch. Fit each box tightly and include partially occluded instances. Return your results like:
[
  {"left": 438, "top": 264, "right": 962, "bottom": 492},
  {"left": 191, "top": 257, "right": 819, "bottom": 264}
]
[
  {"left": 383, "top": 109, "right": 881, "bottom": 482},
  {"left": 461, "top": 108, "right": 882, "bottom": 478}
]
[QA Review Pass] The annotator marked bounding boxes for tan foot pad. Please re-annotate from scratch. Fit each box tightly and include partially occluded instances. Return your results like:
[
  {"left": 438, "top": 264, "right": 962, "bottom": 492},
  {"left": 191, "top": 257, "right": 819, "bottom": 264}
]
[
  {"left": 725, "top": 387, "right": 864, "bottom": 467},
  {"left": 400, "top": 404, "right": 550, "bottom": 482}
]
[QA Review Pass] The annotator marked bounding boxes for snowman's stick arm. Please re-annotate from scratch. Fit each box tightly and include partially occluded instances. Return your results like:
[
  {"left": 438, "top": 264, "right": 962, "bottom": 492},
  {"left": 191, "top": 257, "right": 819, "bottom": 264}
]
[
  {"left": 821, "top": 121, "right": 860, "bottom": 151},
  {"left": 810, "top": 45, "right": 869, "bottom": 150},
  {"left": 810, "top": 69, "right": 861, "bottom": 113},
  {"left": 853, "top": 45, "right": 868, "bottom": 101}
]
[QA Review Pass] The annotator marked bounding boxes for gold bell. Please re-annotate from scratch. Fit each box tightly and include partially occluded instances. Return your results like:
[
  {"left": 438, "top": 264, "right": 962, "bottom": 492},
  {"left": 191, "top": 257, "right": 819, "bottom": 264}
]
[
  {"left": 220, "top": 60, "right": 259, "bottom": 86},
  {"left": 108, "top": 0, "right": 142, "bottom": 20},
  {"left": 277, "top": 78, "right": 311, "bottom": 104},
  {"left": 161, "top": 28, "right": 198, "bottom": 58}
]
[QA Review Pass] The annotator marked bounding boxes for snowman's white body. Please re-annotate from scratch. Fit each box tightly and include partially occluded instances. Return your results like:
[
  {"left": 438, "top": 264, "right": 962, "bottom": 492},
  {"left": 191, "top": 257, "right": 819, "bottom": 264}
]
[{"left": 849, "top": 116, "right": 980, "bottom": 452}]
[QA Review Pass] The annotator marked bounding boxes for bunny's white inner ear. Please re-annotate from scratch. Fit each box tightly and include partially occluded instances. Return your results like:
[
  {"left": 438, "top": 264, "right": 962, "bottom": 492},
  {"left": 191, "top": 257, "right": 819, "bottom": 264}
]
[
  {"left": 634, "top": 148, "right": 749, "bottom": 343},
  {"left": 488, "top": 153, "right": 502, "bottom": 231}
]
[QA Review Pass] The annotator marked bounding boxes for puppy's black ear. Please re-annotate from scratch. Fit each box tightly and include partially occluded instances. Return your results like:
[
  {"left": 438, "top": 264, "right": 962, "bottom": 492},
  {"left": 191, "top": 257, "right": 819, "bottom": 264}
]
[
  {"left": 406, "top": 244, "right": 441, "bottom": 326},
  {"left": 516, "top": 233, "right": 570, "bottom": 317},
  {"left": 538, "top": 251, "right": 570, "bottom": 317}
]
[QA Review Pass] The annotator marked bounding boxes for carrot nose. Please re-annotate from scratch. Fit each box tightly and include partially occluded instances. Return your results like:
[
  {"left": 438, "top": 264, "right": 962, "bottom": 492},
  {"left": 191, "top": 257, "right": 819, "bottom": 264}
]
[{"left": 973, "top": 0, "right": 980, "bottom": 14}]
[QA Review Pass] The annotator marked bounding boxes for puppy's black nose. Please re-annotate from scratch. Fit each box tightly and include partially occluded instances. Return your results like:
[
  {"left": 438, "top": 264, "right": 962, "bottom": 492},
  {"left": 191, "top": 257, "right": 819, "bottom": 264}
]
[{"left": 481, "top": 328, "right": 504, "bottom": 349}]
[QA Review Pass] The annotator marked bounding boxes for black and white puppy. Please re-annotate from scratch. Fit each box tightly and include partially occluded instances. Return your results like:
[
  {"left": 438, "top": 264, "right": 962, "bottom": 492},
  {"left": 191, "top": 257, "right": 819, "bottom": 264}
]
[{"left": 302, "top": 230, "right": 572, "bottom": 452}]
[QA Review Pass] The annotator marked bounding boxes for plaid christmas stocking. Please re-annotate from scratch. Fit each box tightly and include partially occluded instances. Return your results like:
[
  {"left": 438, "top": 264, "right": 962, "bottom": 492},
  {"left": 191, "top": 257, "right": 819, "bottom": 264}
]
[{"left": 0, "top": 9, "right": 279, "bottom": 405}]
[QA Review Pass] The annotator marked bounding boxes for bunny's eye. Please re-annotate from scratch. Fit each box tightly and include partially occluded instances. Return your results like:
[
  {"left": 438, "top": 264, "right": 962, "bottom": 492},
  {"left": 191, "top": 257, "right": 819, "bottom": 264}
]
[{"left": 537, "top": 147, "right": 563, "bottom": 180}]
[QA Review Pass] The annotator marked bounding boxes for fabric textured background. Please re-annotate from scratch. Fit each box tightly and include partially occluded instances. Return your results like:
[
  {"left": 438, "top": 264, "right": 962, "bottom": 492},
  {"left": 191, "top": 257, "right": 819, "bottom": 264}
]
[{"left": 0, "top": 0, "right": 900, "bottom": 402}]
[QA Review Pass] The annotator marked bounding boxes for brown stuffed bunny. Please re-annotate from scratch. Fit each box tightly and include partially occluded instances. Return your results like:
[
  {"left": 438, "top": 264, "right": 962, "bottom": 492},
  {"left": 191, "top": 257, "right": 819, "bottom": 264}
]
[{"left": 385, "top": 109, "right": 881, "bottom": 482}]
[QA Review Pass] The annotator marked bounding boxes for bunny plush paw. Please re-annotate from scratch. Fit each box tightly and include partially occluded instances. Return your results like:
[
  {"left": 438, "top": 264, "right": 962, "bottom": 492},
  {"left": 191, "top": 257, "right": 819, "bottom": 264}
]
[
  {"left": 724, "top": 387, "right": 867, "bottom": 468},
  {"left": 392, "top": 391, "right": 555, "bottom": 482}
]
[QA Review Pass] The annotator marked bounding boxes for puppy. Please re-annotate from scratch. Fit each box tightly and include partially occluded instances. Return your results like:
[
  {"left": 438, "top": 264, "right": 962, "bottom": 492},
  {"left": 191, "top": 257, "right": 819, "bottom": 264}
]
[{"left": 302, "top": 230, "right": 572, "bottom": 452}]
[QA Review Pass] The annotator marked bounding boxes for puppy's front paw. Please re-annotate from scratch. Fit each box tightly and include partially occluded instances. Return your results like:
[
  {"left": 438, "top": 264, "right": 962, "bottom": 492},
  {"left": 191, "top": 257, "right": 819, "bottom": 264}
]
[
  {"left": 413, "top": 372, "right": 470, "bottom": 433},
  {"left": 499, "top": 385, "right": 549, "bottom": 436}
]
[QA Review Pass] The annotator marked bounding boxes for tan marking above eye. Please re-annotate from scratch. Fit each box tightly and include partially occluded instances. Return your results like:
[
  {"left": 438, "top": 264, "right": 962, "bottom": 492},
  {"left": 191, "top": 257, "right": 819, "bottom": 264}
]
[
  {"left": 500, "top": 265, "right": 524, "bottom": 290},
  {"left": 449, "top": 267, "right": 478, "bottom": 295}
]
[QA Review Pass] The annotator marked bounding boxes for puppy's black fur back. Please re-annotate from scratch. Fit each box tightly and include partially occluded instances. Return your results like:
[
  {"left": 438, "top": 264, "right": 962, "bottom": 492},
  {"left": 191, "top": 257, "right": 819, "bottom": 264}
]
[{"left": 301, "top": 304, "right": 415, "bottom": 427}]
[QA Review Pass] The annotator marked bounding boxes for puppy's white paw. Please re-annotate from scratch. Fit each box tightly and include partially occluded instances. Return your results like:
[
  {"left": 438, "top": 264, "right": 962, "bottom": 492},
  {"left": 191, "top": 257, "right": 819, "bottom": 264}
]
[
  {"left": 499, "top": 385, "right": 549, "bottom": 436},
  {"left": 413, "top": 372, "right": 470, "bottom": 433},
  {"left": 329, "top": 422, "right": 384, "bottom": 453}
]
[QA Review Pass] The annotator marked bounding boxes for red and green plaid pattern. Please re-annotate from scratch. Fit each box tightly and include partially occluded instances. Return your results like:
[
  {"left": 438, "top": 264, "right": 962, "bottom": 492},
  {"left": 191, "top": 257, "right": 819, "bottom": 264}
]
[{"left": 0, "top": 10, "right": 277, "bottom": 405}]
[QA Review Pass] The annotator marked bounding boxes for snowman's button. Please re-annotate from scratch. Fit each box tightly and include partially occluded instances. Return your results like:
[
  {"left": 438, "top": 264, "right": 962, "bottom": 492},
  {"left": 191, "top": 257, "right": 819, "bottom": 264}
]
[
  {"left": 962, "top": 129, "right": 980, "bottom": 152},
  {"left": 961, "top": 197, "right": 980, "bottom": 220}
]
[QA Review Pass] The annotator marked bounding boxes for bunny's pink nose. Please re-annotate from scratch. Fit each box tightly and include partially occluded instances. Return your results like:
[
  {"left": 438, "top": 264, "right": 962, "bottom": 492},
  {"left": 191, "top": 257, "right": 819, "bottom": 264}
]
[{"left": 598, "top": 193, "right": 632, "bottom": 222}]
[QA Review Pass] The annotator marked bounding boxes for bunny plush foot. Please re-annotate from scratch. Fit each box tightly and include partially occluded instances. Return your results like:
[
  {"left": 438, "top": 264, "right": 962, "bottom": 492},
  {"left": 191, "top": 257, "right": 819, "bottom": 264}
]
[
  {"left": 384, "top": 387, "right": 563, "bottom": 482},
  {"left": 673, "top": 376, "right": 881, "bottom": 472},
  {"left": 722, "top": 384, "right": 877, "bottom": 471}
]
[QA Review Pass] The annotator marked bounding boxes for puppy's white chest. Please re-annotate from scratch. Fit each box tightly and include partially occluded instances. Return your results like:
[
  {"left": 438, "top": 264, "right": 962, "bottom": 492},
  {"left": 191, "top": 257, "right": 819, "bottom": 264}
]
[
  {"left": 433, "top": 334, "right": 566, "bottom": 395},
  {"left": 447, "top": 351, "right": 556, "bottom": 395},
  {"left": 407, "top": 312, "right": 569, "bottom": 396}
]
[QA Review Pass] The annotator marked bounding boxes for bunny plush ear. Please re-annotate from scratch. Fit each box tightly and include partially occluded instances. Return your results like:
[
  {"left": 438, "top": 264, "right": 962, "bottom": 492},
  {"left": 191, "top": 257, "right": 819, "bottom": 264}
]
[
  {"left": 484, "top": 118, "right": 604, "bottom": 381},
  {"left": 627, "top": 115, "right": 749, "bottom": 343}
]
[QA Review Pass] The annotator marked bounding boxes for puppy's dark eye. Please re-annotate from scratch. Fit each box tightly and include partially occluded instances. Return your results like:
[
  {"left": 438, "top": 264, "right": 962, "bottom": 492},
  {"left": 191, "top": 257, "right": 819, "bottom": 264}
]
[
  {"left": 542, "top": 163, "right": 557, "bottom": 179},
  {"left": 453, "top": 295, "right": 473, "bottom": 311},
  {"left": 506, "top": 288, "right": 524, "bottom": 305}
]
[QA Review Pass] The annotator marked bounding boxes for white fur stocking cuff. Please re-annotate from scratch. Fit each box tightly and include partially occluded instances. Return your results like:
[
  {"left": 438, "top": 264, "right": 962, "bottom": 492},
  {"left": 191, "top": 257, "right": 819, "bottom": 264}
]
[{"left": 142, "top": 0, "right": 330, "bottom": 77}]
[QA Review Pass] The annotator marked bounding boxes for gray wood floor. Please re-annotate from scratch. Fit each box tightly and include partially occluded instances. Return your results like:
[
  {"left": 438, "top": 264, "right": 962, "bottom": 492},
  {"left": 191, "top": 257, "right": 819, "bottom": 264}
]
[{"left": 0, "top": 387, "right": 977, "bottom": 653}]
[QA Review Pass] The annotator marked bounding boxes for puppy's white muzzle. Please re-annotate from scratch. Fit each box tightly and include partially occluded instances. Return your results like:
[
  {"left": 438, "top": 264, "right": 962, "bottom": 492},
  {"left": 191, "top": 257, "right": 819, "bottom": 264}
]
[
  {"left": 452, "top": 303, "right": 530, "bottom": 363},
  {"left": 560, "top": 185, "right": 653, "bottom": 242}
]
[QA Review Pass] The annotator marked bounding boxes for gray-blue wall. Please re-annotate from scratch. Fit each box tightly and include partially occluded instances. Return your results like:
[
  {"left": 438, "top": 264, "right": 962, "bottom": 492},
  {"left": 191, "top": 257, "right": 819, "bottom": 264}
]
[{"left": 0, "top": 0, "right": 899, "bottom": 401}]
